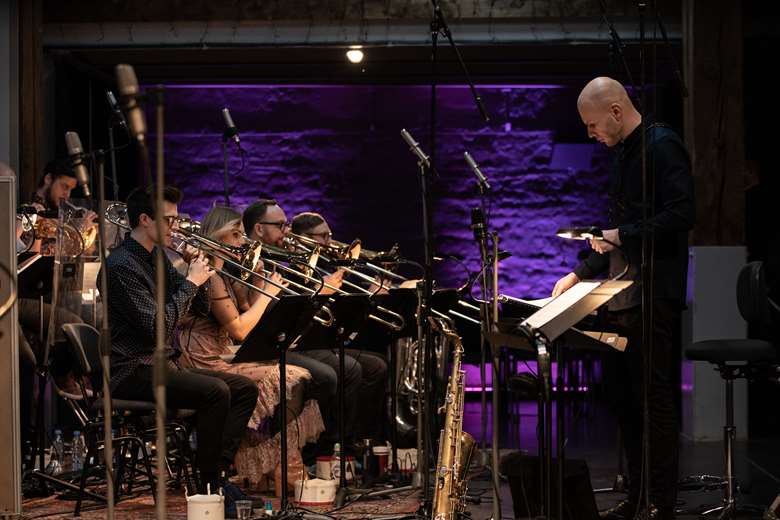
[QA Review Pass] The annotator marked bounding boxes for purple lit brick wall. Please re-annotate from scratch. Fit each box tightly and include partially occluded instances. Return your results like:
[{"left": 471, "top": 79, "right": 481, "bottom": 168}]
[{"left": 159, "top": 84, "right": 611, "bottom": 299}]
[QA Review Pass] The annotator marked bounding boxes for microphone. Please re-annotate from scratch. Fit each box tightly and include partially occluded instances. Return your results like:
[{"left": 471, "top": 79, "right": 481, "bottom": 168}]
[
  {"left": 114, "top": 64, "right": 146, "bottom": 142},
  {"left": 106, "top": 90, "right": 128, "bottom": 129},
  {"left": 463, "top": 151, "right": 491, "bottom": 191},
  {"left": 400, "top": 129, "right": 430, "bottom": 168},
  {"left": 470, "top": 207, "right": 486, "bottom": 242},
  {"left": 221, "top": 108, "right": 241, "bottom": 146},
  {"left": 64, "top": 131, "right": 91, "bottom": 197}
]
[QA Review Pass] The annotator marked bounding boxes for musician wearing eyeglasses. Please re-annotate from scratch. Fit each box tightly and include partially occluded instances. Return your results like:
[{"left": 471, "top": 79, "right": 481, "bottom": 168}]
[
  {"left": 292, "top": 211, "right": 391, "bottom": 447},
  {"left": 175, "top": 205, "right": 324, "bottom": 493},
  {"left": 103, "top": 186, "right": 259, "bottom": 503},
  {"left": 242, "top": 199, "right": 365, "bottom": 457}
]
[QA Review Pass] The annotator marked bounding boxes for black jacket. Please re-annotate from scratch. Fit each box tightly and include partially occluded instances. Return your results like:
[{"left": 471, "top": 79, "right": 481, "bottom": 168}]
[{"left": 573, "top": 122, "right": 695, "bottom": 311}]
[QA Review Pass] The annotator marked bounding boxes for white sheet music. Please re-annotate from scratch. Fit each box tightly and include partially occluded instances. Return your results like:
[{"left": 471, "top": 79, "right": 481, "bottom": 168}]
[{"left": 521, "top": 281, "right": 601, "bottom": 330}]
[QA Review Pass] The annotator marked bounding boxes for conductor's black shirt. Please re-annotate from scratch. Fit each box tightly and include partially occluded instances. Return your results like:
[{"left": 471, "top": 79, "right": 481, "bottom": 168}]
[{"left": 573, "top": 122, "right": 695, "bottom": 311}]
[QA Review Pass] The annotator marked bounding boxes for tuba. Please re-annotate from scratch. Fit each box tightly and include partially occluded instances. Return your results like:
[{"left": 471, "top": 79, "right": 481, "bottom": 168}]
[{"left": 430, "top": 317, "right": 476, "bottom": 520}]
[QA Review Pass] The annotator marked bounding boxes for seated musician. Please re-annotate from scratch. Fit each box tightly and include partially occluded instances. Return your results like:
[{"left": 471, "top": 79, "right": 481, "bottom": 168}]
[
  {"left": 104, "top": 186, "right": 259, "bottom": 509},
  {"left": 241, "top": 199, "right": 364, "bottom": 455},
  {"left": 291, "top": 212, "right": 390, "bottom": 445},
  {"left": 12, "top": 161, "right": 86, "bottom": 466},
  {"left": 176, "top": 206, "right": 324, "bottom": 493}
]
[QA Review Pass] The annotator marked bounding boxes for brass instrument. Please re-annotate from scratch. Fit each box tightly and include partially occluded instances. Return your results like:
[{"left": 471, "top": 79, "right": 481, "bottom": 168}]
[
  {"left": 18, "top": 205, "right": 98, "bottom": 257},
  {"left": 430, "top": 317, "right": 476, "bottom": 520},
  {"left": 103, "top": 203, "right": 334, "bottom": 326},
  {"left": 283, "top": 234, "right": 406, "bottom": 331}
]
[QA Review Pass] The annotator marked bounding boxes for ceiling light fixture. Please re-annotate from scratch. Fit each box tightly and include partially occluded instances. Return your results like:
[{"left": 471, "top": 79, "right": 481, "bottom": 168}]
[{"left": 346, "top": 46, "right": 364, "bottom": 64}]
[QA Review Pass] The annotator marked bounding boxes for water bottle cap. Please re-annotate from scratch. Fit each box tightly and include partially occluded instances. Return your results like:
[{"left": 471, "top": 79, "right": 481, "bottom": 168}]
[{"left": 334, "top": 442, "right": 340, "bottom": 452}]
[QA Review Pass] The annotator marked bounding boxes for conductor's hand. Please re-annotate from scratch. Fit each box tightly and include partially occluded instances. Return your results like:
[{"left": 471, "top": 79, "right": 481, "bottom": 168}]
[
  {"left": 186, "top": 254, "right": 214, "bottom": 286},
  {"left": 551, "top": 272, "right": 579, "bottom": 298},
  {"left": 590, "top": 228, "right": 620, "bottom": 254}
]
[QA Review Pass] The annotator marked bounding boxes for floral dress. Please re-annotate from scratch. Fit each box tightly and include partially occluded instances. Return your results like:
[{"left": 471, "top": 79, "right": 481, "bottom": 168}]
[{"left": 176, "top": 274, "right": 323, "bottom": 485}]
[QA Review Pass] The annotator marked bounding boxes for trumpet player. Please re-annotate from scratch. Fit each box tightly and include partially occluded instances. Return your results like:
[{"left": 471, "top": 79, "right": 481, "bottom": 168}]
[
  {"left": 242, "top": 199, "right": 364, "bottom": 457},
  {"left": 291, "top": 211, "right": 390, "bottom": 446},
  {"left": 103, "top": 186, "right": 260, "bottom": 506}
]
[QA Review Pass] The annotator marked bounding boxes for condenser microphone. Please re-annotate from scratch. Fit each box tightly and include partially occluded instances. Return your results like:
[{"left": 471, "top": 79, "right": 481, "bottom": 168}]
[
  {"left": 464, "top": 151, "right": 491, "bottom": 191},
  {"left": 115, "top": 64, "right": 147, "bottom": 142},
  {"left": 221, "top": 108, "right": 241, "bottom": 146},
  {"left": 400, "top": 129, "right": 430, "bottom": 168},
  {"left": 106, "top": 90, "right": 127, "bottom": 129},
  {"left": 65, "top": 131, "right": 91, "bottom": 197}
]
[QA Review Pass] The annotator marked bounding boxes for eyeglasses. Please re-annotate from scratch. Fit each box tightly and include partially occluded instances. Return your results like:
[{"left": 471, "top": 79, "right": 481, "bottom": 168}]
[
  {"left": 160, "top": 215, "right": 178, "bottom": 228},
  {"left": 259, "top": 221, "right": 290, "bottom": 230},
  {"left": 305, "top": 231, "right": 332, "bottom": 241}
]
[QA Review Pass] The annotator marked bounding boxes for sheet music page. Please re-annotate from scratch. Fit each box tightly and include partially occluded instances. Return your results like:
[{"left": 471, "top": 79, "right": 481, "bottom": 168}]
[{"left": 522, "top": 281, "right": 601, "bottom": 330}]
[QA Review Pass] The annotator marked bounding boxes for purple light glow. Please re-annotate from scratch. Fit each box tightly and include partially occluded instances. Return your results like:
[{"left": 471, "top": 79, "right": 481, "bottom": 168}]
[{"left": 157, "top": 83, "right": 611, "bottom": 303}]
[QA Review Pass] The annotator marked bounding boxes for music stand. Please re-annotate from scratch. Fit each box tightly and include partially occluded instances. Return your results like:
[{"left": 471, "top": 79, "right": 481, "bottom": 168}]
[
  {"left": 490, "top": 279, "right": 632, "bottom": 520},
  {"left": 231, "top": 295, "right": 328, "bottom": 512}
]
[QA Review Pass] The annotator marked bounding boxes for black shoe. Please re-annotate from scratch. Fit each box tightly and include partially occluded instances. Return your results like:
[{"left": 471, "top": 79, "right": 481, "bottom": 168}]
[{"left": 600, "top": 499, "right": 638, "bottom": 520}]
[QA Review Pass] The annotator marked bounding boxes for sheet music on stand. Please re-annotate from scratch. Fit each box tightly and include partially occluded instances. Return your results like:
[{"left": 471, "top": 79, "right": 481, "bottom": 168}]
[{"left": 521, "top": 279, "right": 633, "bottom": 342}]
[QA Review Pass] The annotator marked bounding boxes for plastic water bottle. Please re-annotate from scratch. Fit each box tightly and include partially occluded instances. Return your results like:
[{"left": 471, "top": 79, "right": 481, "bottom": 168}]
[
  {"left": 72, "top": 431, "right": 85, "bottom": 471},
  {"left": 46, "top": 429, "right": 64, "bottom": 475}
]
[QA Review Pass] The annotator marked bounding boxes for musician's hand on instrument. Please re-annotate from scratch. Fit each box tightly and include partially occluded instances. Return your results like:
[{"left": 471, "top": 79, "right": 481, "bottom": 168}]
[
  {"left": 83, "top": 210, "right": 98, "bottom": 228},
  {"left": 551, "top": 272, "right": 579, "bottom": 297},
  {"left": 263, "top": 271, "right": 286, "bottom": 298},
  {"left": 186, "top": 254, "right": 214, "bottom": 286},
  {"left": 399, "top": 279, "right": 421, "bottom": 289},
  {"left": 324, "top": 270, "right": 344, "bottom": 289},
  {"left": 180, "top": 244, "right": 199, "bottom": 263}
]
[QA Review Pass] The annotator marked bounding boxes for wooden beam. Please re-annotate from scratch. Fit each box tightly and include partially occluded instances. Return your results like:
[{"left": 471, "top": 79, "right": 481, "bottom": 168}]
[
  {"left": 683, "top": 0, "right": 745, "bottom": 245},
  {"left": 18, "top": 0, "right": 43, "bottom": 202}
]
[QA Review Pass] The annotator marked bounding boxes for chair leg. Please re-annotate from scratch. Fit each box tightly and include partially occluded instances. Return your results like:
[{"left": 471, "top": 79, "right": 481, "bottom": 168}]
[
  {"left": 137, "top": 438, "right": 157, "bottom": 503},
  {"left": 74, "top": 443, "right": 97, "bottom": 517},
  {"left": 114, "top": 438, "right": 129, "bottom": 499}
]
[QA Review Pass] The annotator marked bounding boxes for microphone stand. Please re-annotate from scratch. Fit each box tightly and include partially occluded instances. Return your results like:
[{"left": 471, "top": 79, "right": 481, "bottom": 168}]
[
  {"left": 420, "top": 0, "right": 490, "bottom": 508},
  {"left": 151, "top": 85, "right": 169, "bottom": 520},
  {"left": 91, "top": 149, "right": 116, "bottom": 520},
  {"left": 221, "top": 137, "right": 230, "bottom": 206},
  {"left": 638, "top": 2, "right": 655, "bottom": 514},
  {"left": 430, "top": 0, "right": 490, "bottom": 123}
]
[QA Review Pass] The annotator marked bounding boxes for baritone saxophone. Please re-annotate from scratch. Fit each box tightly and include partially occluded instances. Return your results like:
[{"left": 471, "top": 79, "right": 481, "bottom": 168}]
[{"left": 430, "top": 318, "right": 477, "bottom": 520}]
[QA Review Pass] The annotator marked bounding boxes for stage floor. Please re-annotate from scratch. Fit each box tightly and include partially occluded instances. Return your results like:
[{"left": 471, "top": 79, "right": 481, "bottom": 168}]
[{"left": 21, "top": 400, "right": 780, "bottom": 519}]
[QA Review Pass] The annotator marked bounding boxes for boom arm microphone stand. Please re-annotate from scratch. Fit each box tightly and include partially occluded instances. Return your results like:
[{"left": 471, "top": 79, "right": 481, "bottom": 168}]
[{"left": 422, "top": 1, "right": 489, "bottom": 507}]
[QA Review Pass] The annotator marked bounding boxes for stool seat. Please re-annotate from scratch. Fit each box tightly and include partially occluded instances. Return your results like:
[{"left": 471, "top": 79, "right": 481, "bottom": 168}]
[
  {"left": 687, "top": 339, "right": 777, "bottom": 363},
  {"left": 92, "top": 397, "right": 157, "bottom": 412}
]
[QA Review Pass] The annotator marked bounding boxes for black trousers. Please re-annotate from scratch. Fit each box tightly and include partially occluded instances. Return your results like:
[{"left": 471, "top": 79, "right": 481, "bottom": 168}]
[
  {"left": 113, "top": 365, "right": 258, "bottom": 480},
  {"left": 345, "top": 349, "right": 389, "bottom": 443},
  {"left": 604, "top": 299, "right": 680, "bottom": 509}
]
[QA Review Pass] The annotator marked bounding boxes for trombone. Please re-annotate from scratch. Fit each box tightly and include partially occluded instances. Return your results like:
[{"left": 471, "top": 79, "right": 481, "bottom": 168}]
[
  {"left": 279, "top": 234, "right": 407, "bottom": 331},
  {"left": 104, "top": 203, "right": 335, "bottom": 326},
  {"left": 288, "top": 231, "right": 481, "bottom": 324}
]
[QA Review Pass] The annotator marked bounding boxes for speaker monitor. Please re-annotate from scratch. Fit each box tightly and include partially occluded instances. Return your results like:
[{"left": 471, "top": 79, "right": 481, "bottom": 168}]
[
  {"left": 0, "top": 176, "right": 21, "bottom": 516},
  {"left": 499, "top": 452, "right": 599, "bottom": 520}
]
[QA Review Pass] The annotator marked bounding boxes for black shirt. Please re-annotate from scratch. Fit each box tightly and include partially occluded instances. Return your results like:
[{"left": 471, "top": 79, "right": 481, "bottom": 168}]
[
  {"left": 573, "top": 122, "right": 695, "bottom": 310},
  {"left": 103, "top": 235, "right": 199, "bottom": 391}
]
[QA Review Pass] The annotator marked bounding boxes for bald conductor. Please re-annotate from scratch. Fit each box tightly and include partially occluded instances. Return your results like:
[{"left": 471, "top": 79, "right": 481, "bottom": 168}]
[{"left": 552, "top": 77, "right": 695, "bottom": 520}]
